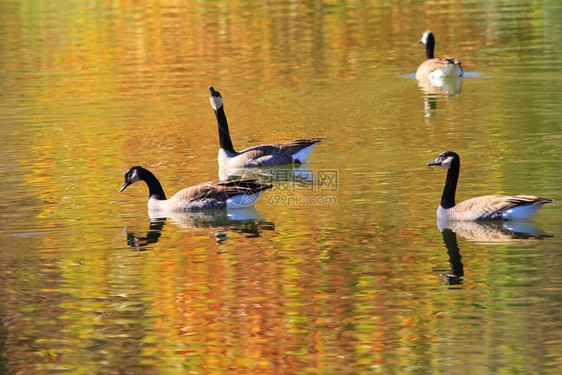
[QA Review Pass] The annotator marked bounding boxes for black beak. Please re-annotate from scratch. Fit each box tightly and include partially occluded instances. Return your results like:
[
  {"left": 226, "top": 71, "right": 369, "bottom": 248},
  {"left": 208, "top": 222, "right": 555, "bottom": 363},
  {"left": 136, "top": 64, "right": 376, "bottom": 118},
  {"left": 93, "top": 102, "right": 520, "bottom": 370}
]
[
  {"left": 120, "top": 180, "right": 130, "bottom": 192},
  {"left": 427, "top": 159, "right": 440, "bottom": 166},
  {"left": 418, "top": 38, "right": 423, "bottom": 44}
]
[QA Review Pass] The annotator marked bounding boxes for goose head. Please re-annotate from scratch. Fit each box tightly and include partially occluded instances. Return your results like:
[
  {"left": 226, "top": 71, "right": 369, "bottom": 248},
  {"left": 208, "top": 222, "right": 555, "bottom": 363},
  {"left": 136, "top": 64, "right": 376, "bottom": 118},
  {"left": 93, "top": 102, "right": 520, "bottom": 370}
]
[
  {"left": 419, "top": 30, "right": 434, "bottom": 45},
  {"left": 209, "top": 86, "right": 223, "bottom": 111},
  {"left": 120, "top": 166, "right": 144, "bottom": 192},
  {"left": 427, "top": 151, "right": 459, "bottom": 169}
]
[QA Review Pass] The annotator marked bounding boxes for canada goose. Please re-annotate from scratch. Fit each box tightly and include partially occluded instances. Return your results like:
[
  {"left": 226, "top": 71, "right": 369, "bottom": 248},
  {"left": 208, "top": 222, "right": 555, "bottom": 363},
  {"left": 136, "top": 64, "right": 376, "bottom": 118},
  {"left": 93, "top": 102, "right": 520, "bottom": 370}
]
[
  {"left": 209, "top": 86, "right": 323, "bottom": 169},
  {"left": 120, "top": 166, "right": 272, "bottom": 211},
  {"left": 416, "top": 31, "right": 463, "bottom": 81},
  {"left": 427, "top": 151, "right": 553, "bottom": 221}
]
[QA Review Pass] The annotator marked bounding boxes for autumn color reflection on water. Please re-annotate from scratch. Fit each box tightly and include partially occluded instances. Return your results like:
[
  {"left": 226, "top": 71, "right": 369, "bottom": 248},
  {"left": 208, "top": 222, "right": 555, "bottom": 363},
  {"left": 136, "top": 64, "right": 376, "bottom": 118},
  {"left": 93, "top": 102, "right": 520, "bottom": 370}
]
[{"left": 1, "top": 0, "right": 562, "bottom": 373}]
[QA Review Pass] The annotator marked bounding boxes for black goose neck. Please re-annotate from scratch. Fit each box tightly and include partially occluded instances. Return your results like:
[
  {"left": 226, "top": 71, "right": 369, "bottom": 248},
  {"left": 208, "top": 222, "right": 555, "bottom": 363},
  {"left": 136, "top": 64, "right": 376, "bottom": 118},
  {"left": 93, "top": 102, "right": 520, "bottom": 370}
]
[
  {"left": 426, "top": 34, "right": 435, "bottom": 59},
  {"left": 141, "top": 169, "right": 167, "bottom": 200},
  {"left": 441, "top": 158, "right": 459, "bottom": 209},
  {"left": 215, "top": 106, "right": 235, "bottom": 153}
]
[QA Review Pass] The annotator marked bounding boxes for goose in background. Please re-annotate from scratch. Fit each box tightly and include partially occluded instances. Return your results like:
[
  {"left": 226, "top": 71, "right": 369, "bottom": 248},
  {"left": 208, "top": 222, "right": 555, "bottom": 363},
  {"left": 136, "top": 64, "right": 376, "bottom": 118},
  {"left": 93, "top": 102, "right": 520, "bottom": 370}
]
[
  {"left": 416, "top": 31, "right": 463, "bottom": 82},
  {"left": 120, "top": 166, "right": 272, "bottom": 211},
  {"left": 209, "top": 86, "right": 323, "bottom": 171},
  {"left": 427, "top": 151, "right": 553, "bottom": 221}
]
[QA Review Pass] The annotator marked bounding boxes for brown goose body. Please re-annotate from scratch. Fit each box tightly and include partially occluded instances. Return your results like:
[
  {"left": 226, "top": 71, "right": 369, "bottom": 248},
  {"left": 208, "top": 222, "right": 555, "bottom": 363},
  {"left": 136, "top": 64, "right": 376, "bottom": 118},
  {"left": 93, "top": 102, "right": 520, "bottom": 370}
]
[
  {"left": 164, "top": 179, "right": 272, "bottom": 210},
  {"left": 229, "top": 138, "right": 325, "bottom": 167},
  {"left": 415, "top": 58, "right": 462, "bottom": 81},
  {"left": 438, "top": 194, "right": 553, "bottom": 221},
  {"left": 427, "top": 151, "right": 553, "bottom": 221}
]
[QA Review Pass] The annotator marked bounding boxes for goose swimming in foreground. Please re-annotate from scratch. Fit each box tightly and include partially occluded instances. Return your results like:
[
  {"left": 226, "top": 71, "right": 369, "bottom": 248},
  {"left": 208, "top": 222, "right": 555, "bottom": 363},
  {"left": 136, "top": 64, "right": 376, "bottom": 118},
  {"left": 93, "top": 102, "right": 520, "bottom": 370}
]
[
  {"left": 416, "top": 31, "right": 463, "bottom": 81},
  {"left": 120, "top": 166, "right": 272, "bottom": 211},
  {"left": 209, "top": 86, "right": 323, "bottom": 169},
  {"left": 427, "top": 151, "right": 553, "bottom": 221}
]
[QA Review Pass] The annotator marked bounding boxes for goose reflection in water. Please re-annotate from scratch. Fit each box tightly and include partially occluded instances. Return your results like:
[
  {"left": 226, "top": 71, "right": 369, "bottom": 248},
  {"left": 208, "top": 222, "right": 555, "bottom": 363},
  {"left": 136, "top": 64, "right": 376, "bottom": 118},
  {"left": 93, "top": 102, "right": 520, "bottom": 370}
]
[
  {"left": 438, "top": 220, "right": 550, "bottom": 243},
  {"left": 418, "top": 76, "right": 463, "bottom": 120},
  {"left": 436, "top": 221, "right": 550, "bottom": 286},
  {"left": 125, "top": 217, "right": 166, "bottom": 248},
  {"left": 438, "top": 227, "right": 464, "bottom": 286},
  {"left": 124, "top": 208, "right": 274, "bottom": 249},
  {"left": 418, "top": 76, "right": 463, "bottom": 96}
]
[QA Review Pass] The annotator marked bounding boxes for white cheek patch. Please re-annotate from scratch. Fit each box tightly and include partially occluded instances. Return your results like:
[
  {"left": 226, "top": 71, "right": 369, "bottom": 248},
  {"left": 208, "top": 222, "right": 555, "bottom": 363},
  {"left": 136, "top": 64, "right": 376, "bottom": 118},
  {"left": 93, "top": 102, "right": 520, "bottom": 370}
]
[
  {"left": 440, "top": 156, "right": 454, "bottom": 169},
  {"left": 131, "top": 170, "right": 140, "bottom": 183},
  {"left": 210, "top": 96, "right": 223, "bottom": 110},
  {"left": 421, "top": 32, "right": 429, "bottom": 44}
]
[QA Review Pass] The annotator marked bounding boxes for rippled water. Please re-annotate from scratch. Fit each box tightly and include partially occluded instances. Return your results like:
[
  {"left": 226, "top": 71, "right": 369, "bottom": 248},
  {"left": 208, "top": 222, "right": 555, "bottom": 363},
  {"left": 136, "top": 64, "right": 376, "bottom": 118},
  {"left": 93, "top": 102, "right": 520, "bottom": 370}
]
[{"left": 1, "top": 0, "right": 561, "bottom": 373}]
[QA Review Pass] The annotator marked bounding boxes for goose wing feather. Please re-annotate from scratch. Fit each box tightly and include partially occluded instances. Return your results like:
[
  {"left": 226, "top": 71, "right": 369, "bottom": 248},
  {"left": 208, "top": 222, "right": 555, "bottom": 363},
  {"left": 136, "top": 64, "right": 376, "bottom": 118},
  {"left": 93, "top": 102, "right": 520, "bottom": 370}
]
[
  {"left": 235, "top": 146, "right": 293, "bottom": 167},
  {"left": 272, "top": 138, "right": 325, "bottom": 155},
  {"left": 453, "top": 195, "right": 552, "bottom": 221},
  {"left": 234, "top": 138, "right": 324, "bottom": 167},
  {"left": 250, "top": 152, "right": 295, "bottom": 167},
  {"left": 168, "top": 180, "right": 272, "bottom": 209}
]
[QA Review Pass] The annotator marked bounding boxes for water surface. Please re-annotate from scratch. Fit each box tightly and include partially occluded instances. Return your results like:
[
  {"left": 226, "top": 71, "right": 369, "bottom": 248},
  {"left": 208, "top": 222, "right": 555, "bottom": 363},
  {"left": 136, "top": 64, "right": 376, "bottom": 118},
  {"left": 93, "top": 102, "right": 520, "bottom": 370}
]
[{"left": 1, "top": 0, "right": 561, "bottom": 373}]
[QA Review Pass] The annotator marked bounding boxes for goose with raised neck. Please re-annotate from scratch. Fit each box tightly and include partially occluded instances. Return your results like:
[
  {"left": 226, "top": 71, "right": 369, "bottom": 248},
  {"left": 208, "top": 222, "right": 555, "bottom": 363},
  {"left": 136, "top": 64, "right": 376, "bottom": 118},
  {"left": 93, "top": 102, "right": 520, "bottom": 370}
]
[{"left": 209, "top": 86, "right": 324, "bottom": 172}]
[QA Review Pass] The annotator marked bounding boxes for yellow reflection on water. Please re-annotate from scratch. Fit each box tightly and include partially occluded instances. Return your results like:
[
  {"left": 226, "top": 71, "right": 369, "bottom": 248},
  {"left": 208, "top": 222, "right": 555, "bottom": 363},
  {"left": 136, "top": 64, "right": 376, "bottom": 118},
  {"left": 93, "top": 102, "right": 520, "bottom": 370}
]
[{"left": 1, "top": 0, "right": 561, "bottom": 373}]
